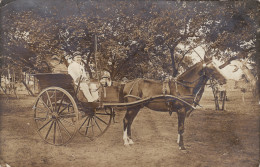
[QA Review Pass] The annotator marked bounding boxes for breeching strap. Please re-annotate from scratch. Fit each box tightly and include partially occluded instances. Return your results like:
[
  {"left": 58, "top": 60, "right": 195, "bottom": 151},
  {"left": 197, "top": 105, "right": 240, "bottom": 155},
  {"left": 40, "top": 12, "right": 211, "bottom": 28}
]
[{"left": 127, "top": 78, "right": 141, "bottom": 96}]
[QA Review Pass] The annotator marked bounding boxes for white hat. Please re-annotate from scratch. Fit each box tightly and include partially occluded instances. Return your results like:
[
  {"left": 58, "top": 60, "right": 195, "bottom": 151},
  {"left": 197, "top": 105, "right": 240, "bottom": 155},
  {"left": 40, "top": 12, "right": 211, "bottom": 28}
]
[
  {"left": 73, "top": 51, "right": 81, "bottom": 58},
  {"left": 73, "top": 55, "right": 81, "bottom": 59}
]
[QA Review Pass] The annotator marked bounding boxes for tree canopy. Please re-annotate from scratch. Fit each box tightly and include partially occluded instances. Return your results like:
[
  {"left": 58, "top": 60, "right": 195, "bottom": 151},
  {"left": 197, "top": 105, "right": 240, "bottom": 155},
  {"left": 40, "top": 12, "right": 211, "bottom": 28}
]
[{"left": 0, "top": 0, "right": 258, "bottom": 80}]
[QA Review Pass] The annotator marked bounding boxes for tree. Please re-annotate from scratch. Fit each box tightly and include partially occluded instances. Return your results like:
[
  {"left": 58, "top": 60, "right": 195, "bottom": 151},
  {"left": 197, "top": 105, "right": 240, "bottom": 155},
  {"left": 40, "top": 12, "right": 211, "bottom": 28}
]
[{"left": 0, "top": 0, "right": 258, "bottom": 83}]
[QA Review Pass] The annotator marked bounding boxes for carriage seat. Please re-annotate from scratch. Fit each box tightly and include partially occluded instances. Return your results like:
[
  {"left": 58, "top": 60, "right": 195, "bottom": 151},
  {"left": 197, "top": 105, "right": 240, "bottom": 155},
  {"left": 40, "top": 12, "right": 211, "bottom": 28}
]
[{"left": 34, "top": 73, "right": 91, "bottom": 102}]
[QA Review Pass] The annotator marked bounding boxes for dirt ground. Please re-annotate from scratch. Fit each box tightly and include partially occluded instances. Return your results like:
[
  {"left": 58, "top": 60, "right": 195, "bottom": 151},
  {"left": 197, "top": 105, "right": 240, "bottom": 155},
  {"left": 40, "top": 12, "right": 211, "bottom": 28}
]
[{"left": 0, "top": 90, "right": 259, "bottom": 167}]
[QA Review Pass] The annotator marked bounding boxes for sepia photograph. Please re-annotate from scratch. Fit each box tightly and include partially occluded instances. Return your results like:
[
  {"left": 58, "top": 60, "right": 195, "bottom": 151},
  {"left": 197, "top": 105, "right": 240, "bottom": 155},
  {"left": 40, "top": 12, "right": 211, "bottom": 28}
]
[{"left": 0, "top": 0, "right": 259, "bottom": 166}]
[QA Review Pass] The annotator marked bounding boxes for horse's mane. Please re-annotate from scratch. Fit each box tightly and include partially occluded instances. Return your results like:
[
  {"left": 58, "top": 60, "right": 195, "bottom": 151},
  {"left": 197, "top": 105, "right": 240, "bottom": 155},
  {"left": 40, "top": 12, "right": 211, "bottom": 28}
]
[
  {"left": 128, "top": 62, "right": 203, "bottom": 83},
  {"left": 143, "top": 78, "right": 161, "bottom": 83},
  {"left": 177, "top": 62, "right": 203, "bottom": 80}
]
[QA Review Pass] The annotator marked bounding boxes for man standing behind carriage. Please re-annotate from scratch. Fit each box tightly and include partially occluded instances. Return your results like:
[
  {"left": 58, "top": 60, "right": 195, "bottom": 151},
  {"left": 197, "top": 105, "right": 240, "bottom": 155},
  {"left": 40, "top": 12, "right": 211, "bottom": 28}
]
[{"left": 68, "top": 52, "right": 99, "bottom": 102}]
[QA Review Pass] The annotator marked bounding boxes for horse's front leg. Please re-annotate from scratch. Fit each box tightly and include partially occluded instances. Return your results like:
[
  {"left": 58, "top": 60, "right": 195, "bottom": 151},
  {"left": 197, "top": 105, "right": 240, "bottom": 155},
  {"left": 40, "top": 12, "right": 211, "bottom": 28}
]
[
  {"left": 123, "top": 107, "right": 140, "bottom": 146},
  {"left": 177, "top": 108, "right": 186, "bottom": 150}
]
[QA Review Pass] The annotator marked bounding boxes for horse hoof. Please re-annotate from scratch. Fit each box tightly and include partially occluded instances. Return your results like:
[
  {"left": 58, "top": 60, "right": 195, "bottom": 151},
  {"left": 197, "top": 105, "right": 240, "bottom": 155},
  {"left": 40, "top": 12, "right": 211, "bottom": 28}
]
[
  {"left": 180, "top": 149, "right": 188, "bottom": 154},
  {"left": 128, "top": 139, "right": 134, "bottom": 145},
  {"left": 179, "top": 146, "right": 186, "bottom": 150},
  {"left": 124, "top": 143, "right": 130, "bottom": 147}
]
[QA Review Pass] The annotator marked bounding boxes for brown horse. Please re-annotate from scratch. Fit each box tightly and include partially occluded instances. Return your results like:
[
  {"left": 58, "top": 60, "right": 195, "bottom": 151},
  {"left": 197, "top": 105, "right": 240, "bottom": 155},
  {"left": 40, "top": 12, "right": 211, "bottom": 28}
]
[{"left": 122, "top": 58, "right": 226, "bottom": 150}]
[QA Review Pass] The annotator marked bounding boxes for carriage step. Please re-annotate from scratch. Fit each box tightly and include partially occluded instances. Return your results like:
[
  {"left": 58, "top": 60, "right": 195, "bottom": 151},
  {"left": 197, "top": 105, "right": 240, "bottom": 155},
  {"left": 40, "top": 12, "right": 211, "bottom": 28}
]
[
  {"left": 80, "top": 102, "right": 101, "bottom": 109},
  {"left": 78, "top": 102, "right": 101, "bottom": 117}
]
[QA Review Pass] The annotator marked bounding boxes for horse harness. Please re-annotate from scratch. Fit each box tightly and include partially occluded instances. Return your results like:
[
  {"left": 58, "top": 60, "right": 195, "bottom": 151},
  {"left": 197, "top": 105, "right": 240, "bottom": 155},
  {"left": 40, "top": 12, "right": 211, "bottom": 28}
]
[{"left": 124, "top": 74, "right": 207, "bottom": 115}]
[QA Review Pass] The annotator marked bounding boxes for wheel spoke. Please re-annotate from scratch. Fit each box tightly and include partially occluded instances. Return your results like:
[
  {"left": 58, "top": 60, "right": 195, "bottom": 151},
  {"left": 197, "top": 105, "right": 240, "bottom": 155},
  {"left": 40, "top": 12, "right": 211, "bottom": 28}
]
[
  {"left": 57, "top": 119, "right": 72, "bottom": 138},
  {"left": 38, "top": 120, "right": 52, "bottom": 131},
  {"left": 57, "top": 121, "right": 64, "bottom": 144},
  {"left": 84, "top": 117, "right": 91, "bottom": 136},
  {"left": 58, "top": 103, "right": 72, "bottom": 115},
  {"left": 94, "top": 117, "right": 102, "bottom": 132},
  {"left": 39, "top": 97, "right": 52, "bottom": 113},
  {"left": 46, "top": 90, "right": 54, "bottom": 112},
  {"left": 54, "top": 90, "right": 57, "bottom": 112},
  {"left": 53, "top": 121, "right": 57, "bottom": 144},
  {"left": 56, "top": 93, "right": 65, "bottom": 113},
  {"left": 45, "top": 121, "right": 54, "bottom": 140},
  {"left": 60, "top": 118, "right": 75, "bottom": 127},
  {"left": 91, "top": 118, "right": 94, "bottom": 136},
  {"left": 59, "top": 113, "right": 76, "bottom": 119},
  {"left": 95, "top": 115, "right": 108, "bottom": 125},
  {"left": 95, "top": 113, "right": 111, "bottom": 116},
  {"left": 79, "top": 117, "right": 89, "bottom": 131}
]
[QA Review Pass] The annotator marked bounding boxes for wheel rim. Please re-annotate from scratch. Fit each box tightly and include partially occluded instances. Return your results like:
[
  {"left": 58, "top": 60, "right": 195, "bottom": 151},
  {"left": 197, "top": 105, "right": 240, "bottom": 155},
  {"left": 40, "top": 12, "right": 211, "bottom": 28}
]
[
  {"left": 33, "top": 87, "right": 79, "bottom": 145},
  {"left": 78, "top": 107, "right": 112, "bottom": 140}
]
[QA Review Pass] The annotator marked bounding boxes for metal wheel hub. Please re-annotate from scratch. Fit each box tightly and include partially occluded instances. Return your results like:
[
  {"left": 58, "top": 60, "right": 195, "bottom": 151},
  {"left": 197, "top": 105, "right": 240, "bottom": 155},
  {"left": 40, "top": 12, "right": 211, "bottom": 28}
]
[{"left": 51, "top": 112, "right": 59, "bottom": 119}]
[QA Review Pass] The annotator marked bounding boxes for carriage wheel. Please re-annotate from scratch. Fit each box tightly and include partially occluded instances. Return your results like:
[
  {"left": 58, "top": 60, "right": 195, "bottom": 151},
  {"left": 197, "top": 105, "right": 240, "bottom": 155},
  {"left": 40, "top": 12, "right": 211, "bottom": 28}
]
[
  {"left": 78, "top": 107, "right": 113, "bottom": 140},
  {"left": 33, "top": 87, "right": 79, "bottom": 145}
]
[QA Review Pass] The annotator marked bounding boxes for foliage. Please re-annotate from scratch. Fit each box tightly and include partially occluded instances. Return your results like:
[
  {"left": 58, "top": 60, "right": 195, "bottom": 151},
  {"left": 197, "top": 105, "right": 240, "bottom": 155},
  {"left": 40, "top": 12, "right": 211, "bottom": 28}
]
[{"left": 0, "top": 0, "right": 258, "bottom": 81}]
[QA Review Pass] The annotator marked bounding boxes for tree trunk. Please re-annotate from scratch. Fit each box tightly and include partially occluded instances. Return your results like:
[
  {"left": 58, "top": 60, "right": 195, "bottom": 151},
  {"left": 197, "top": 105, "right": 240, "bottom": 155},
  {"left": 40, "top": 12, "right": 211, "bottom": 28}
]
[
  {"left": 170, "top": 48, "right": 178, "bottom": 77},
  {"left": 236, "top": 60, "right": 257, "bottom": 100},
  {"left": 241, "top": 65, "right": 256, "bottom": 89},
  {"left": 210, "top": 80, "right": 220, "bottom": 110},
  {"left": 21, "top": 80, "right": 35, "bottom": 96}
]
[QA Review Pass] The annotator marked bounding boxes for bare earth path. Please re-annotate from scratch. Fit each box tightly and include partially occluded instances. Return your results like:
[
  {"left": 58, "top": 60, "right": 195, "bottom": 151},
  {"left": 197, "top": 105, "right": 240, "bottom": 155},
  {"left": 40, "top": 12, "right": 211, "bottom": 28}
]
[{"left": 0, "top": 90, "right": 259, "bottom": 167}]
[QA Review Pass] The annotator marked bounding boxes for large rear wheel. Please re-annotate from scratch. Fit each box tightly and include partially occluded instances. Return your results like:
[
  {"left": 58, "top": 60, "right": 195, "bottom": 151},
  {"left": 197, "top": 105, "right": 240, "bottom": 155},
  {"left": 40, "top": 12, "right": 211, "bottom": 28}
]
[{"left": 33, "top": 87, "right": 79, "bottom": 145}]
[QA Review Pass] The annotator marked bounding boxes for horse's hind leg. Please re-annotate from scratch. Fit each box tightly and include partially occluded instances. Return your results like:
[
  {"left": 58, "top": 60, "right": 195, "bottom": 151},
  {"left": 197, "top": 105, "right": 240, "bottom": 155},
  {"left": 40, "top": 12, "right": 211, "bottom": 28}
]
[
  {"left": 123, "top": 107, "right": 140, "bottom": 146},
  {"left": 177, "top": 108, "right": 186, "bottom": 150}
]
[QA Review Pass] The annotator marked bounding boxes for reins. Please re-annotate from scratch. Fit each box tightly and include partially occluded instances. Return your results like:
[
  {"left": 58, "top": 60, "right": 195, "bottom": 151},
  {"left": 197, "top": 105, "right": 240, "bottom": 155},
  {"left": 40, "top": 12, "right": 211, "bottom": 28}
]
[{"left": 173, "top": 74, "right": 208, "bottom": 89}]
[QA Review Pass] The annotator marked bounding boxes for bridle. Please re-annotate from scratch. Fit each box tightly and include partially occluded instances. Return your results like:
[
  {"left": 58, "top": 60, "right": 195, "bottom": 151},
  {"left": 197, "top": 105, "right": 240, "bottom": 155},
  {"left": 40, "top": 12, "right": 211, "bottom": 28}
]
[
  {"left": 173, "top": 62, "right": 211, "bottom": 89},
  {"left": 170, "top": 62, "right": 213, "bottom": 108}
]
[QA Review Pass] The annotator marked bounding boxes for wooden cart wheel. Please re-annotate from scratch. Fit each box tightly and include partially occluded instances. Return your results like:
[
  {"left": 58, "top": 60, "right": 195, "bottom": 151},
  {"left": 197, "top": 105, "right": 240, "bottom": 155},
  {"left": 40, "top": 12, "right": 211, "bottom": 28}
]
[
  {"left": 78, "top": 107, "right": 113, "bottom": 140},
  {"left": 33, "top": 87, "right": 79, "bottom": 145}
]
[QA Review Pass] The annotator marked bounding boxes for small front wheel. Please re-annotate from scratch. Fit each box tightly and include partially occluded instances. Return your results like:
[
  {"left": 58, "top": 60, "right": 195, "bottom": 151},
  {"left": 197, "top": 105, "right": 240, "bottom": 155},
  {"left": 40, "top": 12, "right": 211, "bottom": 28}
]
[{"left": 78, "top": 107, "right": 112, "bottom": 140}]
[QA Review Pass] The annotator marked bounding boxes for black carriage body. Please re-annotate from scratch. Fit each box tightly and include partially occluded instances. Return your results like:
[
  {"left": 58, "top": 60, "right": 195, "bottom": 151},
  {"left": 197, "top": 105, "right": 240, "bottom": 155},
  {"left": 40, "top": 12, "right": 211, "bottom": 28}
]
[
  {"left": 33, "top": 73, "right": 123, "bottom": 103},
  {"left": 34, "top": 73, "right": 75, "bottom": 95}
]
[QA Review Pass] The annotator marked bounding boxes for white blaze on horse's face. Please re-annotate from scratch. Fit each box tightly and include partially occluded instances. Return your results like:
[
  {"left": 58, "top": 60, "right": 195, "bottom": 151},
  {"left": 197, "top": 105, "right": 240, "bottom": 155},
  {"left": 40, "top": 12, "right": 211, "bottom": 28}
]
[{"left": 204, "top": 61, "right": 226, "bottom": 85}]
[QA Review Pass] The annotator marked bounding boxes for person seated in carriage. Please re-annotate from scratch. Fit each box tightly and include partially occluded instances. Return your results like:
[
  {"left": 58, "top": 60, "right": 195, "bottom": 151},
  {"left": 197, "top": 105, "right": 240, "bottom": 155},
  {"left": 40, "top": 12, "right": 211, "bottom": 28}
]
[{"left": 68, "top": 52, "right": 99, "bottom": 102}]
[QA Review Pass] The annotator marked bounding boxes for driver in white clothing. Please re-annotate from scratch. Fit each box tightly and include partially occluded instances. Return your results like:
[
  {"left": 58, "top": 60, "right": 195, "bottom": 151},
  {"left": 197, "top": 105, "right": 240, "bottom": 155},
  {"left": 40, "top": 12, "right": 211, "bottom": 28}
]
[{"left": 68, "top": 53, "right": 98, "bottom": 102}]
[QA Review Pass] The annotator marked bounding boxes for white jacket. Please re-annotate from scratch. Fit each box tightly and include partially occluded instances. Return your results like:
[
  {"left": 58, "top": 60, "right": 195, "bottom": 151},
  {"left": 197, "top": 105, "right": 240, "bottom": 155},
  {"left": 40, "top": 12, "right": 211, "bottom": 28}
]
[{"left": 68, "top": 61, "right": 89, "bottom": 83}]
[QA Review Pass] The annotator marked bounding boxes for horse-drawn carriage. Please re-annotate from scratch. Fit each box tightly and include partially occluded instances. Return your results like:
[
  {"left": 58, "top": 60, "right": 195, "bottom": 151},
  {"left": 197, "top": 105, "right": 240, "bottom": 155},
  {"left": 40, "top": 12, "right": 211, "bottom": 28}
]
[{"left": 32, "top": 59, "right": 226, "bottom": 150}]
